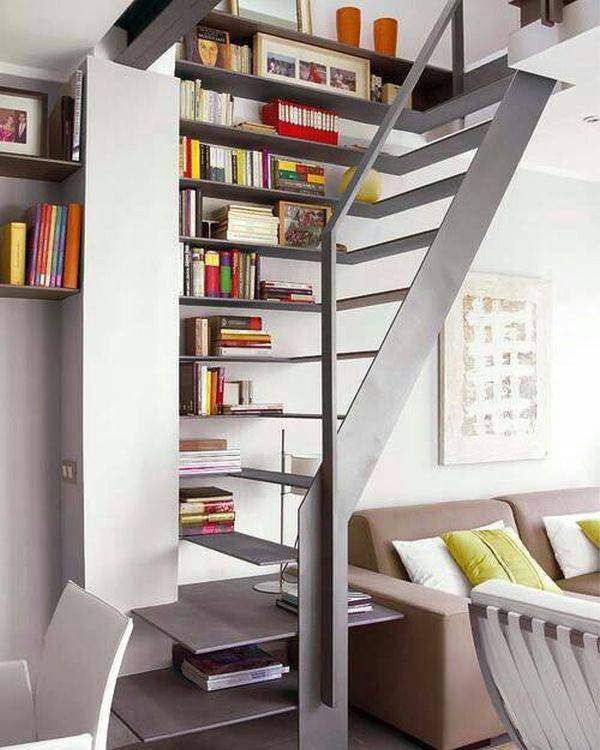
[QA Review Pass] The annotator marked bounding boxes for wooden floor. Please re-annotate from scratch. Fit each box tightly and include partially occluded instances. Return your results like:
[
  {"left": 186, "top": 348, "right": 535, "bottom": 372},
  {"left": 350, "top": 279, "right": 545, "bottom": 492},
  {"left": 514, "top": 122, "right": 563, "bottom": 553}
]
[{"left": 118, "top": 709, "right": 515, "bottom": 749}]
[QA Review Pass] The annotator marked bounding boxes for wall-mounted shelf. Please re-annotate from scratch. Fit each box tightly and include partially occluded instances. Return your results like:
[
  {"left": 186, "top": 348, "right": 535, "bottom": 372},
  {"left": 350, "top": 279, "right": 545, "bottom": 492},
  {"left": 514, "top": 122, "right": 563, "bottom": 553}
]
[
  {"left": 180, "top": 177, "right": 337, "bottom": 210},
  {"left": 112, "top": 667, "right": 298, "bottom": 743},
  {"left": 179, "top": 350, "right": 376, "bottom": 365},
  {"left": 181, "top": 413, "right": 346, "bottom": 421},
  {"left": 182, "top": 531, "right": 298, "bottom": 566},
  {"left": 234, "top": 467, "right": 312, "bottom": 489},
  {"left": 0, "top": 284, "right": 79, "bottom": 301},
  {"left": 180, "top": 235, "right": 329, "bottom": 263},
  {"left": 179, "top": 296, "right": 321, "bottom": 313},
  {"left": 0, "top": 153, "right": 82, "bottom": 182}
]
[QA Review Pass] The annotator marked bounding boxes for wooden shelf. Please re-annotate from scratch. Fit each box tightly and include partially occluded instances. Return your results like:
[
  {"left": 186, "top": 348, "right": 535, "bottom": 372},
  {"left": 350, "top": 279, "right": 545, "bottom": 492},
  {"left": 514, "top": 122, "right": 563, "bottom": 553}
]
[
  {"left": 179, "top": 350, "right": 376, "bottom": 364},
  {"left": 202, "top": 10, "right": 451, "bottom": 109},
  {"left": 234, "top": 467, "right": 313, "bottom": 489},
  {"left": 180, "top": 296, "right": 321, "bottom": 312},
  {"left": 112, "top": 667, "right": 298, "bottom": 743},
  {"left": 0, "top": 284, "right": 79, "bottom": 301},
  {"left": 181, "top": 413, "right": 346, "bottom": 421},
  {"left": 0, "top": 152, "right": 82, "bottom": 182},
  {"left": 182, "top": 531, "right": 298, "bottom": 566},
  {"left": 132, "top": 575, "right": 404, "bottom": 656},
  {"left": 180, "top": 235, "right": 336, "bottom": 263}
]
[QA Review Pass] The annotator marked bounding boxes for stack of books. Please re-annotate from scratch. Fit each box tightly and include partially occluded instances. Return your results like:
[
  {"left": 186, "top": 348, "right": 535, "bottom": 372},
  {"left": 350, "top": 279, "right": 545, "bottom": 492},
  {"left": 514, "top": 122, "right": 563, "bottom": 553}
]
[
  {"left": 271, "top": 159, "right": 325, "bottom": 197},
  {"left": 222, "top": 402, "right": 283, "bottom": 416},
  {"left": 212, "top": 204, "right": 279, "bottom": 245},
  {"left": 173, "top": 644, "right": 289, "bottom": 692},
  {"left": 179, "top": 485, "right": 235, "bottom": 536},
  {"left": 179, "top": 440, "right": 241, "bottom": 475},
  {"left": 0, "top": 204, "right": 82, "bottom": 289},
  {"left": 262, "top": 99, "right": 340, "bottom": 144},
  {"left": 179, "top": 79, "right": 234, "bottom": 125},
  {"left": 184, "top": 315, "right": 272, "bottom": 357},
  {"left": 235, "top": 121, "right": 276, "bottom": 135},
  {"left": 260, "top": 280, "right": 314, "bottom": 305},
  {"left": 179, "top": 246, "right": 260, "bottom": 300},
  {"left": 276, "top": 586, "right": 373, "bottom": 616},
  {"left": 179, "top": 138, "right": 271, "bottom": 189},
  {"left": 230, "top": 44, "right": 252, "bottom": 73},
  {"left": 179, "top": 363, "right": 226, "bottom": 415}
]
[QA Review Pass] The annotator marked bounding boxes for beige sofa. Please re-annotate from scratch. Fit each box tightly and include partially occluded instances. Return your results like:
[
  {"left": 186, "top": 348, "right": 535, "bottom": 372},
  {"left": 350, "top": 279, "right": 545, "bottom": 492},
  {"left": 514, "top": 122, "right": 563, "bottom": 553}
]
[{"left": 347, "top": 488, "right": 599, "bottom": 750}]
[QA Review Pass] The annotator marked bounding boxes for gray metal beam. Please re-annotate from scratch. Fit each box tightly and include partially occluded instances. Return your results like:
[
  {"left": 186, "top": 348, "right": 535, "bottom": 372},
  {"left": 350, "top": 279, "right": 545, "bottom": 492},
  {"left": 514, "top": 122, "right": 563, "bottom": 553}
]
[
  {"left": 335, "top": 71, "right": 556, "bottom": 524},
  {"left": 115, "top": 0, "right": 220, "bottom": 69},
  {"left": 451, "top": 1, "right": 465, "bottom": 96},
  {"left": 337, "top": 289, "right": 409, "bottom": 311},
  {"left": 350, "top": 175, "right": 464, "bottom": 220},
  {"left": 464, "top": 55, "right": 511, "bottom": 93},
  {"left": 375, "top": 122, "right": 489, "bottom": 177},
  {"left": 343, "top": 229, "right": 438, "bottom": 263}
]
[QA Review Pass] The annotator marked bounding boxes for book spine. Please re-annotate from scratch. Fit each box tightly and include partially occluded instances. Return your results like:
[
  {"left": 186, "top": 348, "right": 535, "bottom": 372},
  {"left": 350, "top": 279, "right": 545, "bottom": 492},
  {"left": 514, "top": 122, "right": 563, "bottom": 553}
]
[
  {"left": 217, "top": 367, "right": 225, "bottom": 413},
  {"left": 219, "top": 250, "right": 232, "bottom": 297},
  {"left": 204, "top": 250, "right": 220, "bottom": 297},
  {"left": 26, "top": 204, "right": 42, "bottom": 286},
  {"left": 180, "top": 520, "right": 235, "bottom": 536}
]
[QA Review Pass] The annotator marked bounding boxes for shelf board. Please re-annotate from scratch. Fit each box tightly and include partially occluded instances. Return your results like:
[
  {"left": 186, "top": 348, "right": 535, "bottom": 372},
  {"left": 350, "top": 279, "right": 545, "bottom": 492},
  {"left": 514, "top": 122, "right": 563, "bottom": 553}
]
[
  {"left": 0, "top": 152, "right": 82, "bottom": 182},
  {"left": 234, "top": 467, "right": 312, "bottom": 489},
  {"left": 176, "top": 61, "right": 425, "bottom": 133},
  {"left": 180, "top": 412, "right": 346, "bottom": 421},
  {"left": 337, "top": 288, "right": 409, "bottom": 310},
  {"left": 202, "top": 10, "right": 451, "bottom": 109},
  {"left": 112, "top": 667, "right": 298, "bottom": 743},
  {"left": 180, "top": 296, "right": 321, "bottom": 312},
  {"left": 180, "top": 235, "right": 330, "bottom": 263},
  {"left": 132, "top": 575, "right": 404, "bottom": 656},
  {"left": 0, "top": 284, "right": 79, "bottom": 301},
  {"left": 179, "top": 350, "right": 376, "bottom": 364},
  {"left": 182, "top": 531, "right": 298, "bottom": 566}
]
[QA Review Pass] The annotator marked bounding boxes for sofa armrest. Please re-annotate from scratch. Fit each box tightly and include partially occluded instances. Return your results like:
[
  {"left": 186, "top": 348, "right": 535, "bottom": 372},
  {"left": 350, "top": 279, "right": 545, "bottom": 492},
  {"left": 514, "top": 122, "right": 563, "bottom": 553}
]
[
  {"left": 349, "top": 564, "right": 468, "bottom": 619},
  {"left": 0, "top": 660, "right": 35, "bottom": 747}
]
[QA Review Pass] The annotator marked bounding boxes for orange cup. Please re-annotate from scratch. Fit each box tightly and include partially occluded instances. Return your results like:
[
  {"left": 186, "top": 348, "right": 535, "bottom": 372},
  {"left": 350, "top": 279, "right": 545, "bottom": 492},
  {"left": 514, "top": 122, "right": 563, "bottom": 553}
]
[
  {"left": 336, "top": 7, "right": 361, "bottom": 47},
  {"left": 373, "top": 17, "right": 398, "bottom": 56}
]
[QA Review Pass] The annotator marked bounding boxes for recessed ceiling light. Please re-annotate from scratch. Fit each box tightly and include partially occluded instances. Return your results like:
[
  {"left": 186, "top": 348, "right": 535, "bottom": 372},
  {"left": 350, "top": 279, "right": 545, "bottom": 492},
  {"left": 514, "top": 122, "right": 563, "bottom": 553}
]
[{"left": 583, "top": 115, "right": 600, "bottom": 124}]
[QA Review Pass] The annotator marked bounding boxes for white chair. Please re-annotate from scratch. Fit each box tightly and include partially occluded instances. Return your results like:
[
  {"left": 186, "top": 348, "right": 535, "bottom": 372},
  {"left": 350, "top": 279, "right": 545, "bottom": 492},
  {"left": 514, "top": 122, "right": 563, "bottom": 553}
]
[
  {"left": 469, "top": 579, "right": 600, "bottom": 750},
  {"left": 0, "top": 581, "right": 132, "bottom": 750}
]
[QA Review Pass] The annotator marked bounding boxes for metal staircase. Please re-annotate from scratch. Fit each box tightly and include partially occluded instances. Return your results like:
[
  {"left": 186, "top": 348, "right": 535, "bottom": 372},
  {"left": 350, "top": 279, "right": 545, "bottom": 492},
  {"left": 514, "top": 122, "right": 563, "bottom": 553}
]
[{"left": 297, "top": 1, "right": 557, "bottom": 747}]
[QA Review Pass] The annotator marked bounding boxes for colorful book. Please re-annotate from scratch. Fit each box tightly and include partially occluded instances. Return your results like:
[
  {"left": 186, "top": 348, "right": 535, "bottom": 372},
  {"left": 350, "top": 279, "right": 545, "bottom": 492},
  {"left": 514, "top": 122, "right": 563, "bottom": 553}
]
[{"left": 0, "top": 222, "right": 27, "bottom": 285}]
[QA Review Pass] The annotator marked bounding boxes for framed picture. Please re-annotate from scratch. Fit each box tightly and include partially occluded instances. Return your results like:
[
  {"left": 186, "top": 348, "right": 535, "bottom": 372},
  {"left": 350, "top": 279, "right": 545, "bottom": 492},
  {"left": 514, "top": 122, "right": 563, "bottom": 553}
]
[
  {"left": 0, "top": 87, "right": 47, "bottom": 157},
  {"left": 440, "top": 273, "right": 552, "bottom": 465},
  {"left": 277, "top": 200, "right": 331, "bottom": 248},
  {"left": 225, "top": 1, "right": 313, "bottom": 33},
  {"left": 254, "top": 33, "right": 370, "bottom": 100}
]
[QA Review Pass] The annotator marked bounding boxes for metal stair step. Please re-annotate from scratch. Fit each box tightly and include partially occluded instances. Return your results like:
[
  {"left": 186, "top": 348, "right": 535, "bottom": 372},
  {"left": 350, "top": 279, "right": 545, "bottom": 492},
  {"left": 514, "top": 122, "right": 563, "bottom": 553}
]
[
  {"left": 343, "top": 229, "right": 438, "bottom": 264},
  {"left": 349, "top": 174, "right": 464, "bottom": 219}
]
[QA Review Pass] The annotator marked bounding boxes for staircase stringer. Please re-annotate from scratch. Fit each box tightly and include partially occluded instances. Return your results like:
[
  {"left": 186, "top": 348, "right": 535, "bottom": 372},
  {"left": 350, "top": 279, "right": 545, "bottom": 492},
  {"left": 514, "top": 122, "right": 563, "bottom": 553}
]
[{"left": 337, "top": 70, "right": 557, "bottom": 523}]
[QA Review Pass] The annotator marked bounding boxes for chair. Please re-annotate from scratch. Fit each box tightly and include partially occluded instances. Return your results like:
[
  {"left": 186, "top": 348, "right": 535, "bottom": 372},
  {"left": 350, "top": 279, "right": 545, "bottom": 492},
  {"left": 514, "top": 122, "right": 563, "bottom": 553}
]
[
  {"left": 0, "top": 581, "right": 132, "bottom": 750},
  {"left": 469, "top": 580, "right": 600, "bottom": 750}
]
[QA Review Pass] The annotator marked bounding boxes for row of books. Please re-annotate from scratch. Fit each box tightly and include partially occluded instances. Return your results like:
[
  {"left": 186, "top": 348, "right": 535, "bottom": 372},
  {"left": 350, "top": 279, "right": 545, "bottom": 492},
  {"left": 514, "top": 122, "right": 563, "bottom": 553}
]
[
  {"left": 260, "top": 280, "right": 314, "bottom": 305},
  {"left": 174, "top": 644, "right": 289, "bottom": 692},
  {"left": 262, "top": 99, "right": 340, "bottom": 145},
  {"left": 0, "top": 204, "right": 82, "bottom": 289},
  {"left": 179, "top": 445, "right": 242, "bottom": 476},
  {"left": 184, "top": 315, "right": 271, "bottom": 356},
  {"left": 179, "top": 246, "right": 261, "bottom": 300},
  {"left": 213, "top": 204, "right": 279, "bottom": 245},
  {"left": 179, "top": 485, "right": 234, "bottom": 536},
  {"left": 179, "top": 79, "right": 234, "bottom": 125},
  {"left": 179, "top": 138, "right": 326, "bottom": 197},
  {"left": 276, "top": 587, "right": 373, "bottom": 616},
  {"left": 49, "top": 69, "right": 84, "bottom": 162}
]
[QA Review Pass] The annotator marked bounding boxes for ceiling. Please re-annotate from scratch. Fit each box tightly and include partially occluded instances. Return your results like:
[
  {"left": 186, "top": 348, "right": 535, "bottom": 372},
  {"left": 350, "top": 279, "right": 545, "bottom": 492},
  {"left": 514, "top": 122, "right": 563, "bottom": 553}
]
[{"left": 0, "top": 0, "right": 132, "bottom": 77}]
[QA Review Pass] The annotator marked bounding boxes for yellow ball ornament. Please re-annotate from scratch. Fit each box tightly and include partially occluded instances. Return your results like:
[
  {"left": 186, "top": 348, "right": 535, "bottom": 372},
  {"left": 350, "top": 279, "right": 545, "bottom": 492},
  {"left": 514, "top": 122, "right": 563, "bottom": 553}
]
[{"left": 338, "top": 167, "right": 382, "bottom": 203}]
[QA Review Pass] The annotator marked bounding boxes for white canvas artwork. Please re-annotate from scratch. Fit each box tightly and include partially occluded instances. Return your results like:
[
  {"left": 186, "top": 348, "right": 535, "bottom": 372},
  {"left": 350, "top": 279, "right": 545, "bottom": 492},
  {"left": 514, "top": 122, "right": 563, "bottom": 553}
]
[{"left": 440, "top": 273, "right": 551, "bottom": 465}]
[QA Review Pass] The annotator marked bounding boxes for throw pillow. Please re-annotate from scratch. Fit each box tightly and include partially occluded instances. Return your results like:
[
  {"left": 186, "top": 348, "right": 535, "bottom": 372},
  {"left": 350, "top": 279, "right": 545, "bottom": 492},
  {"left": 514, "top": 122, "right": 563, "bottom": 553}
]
[
  {"left": 544, "top": 512, "right": 600, "bottom": 579},
  {"left": 578, "top": 519, "right": 600, "bottom": 549},
  {"left": 442, "top": 528, "right": 561, "bottom": 593},
  {"left": 392, "top": 521, "right": 505, "bottom": 596}
]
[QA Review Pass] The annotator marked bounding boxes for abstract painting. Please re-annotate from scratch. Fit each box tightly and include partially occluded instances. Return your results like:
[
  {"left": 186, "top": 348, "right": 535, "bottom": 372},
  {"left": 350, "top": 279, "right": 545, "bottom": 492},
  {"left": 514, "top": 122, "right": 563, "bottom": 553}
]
[{"left": 440, "top": 273, "right": 551, "bottom": 465}]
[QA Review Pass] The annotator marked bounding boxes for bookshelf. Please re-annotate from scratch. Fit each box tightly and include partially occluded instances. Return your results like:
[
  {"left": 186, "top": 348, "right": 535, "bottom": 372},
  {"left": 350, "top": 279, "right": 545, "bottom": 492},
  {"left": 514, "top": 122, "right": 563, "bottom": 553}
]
[
  {"left": 0, "top": 284, "right": 79, "bottom": 301},
  {"left": 182, "top": 531, "right": 298, "bottom": 566},
  {"left": 0, "top": 153, "right": 82, "bottom": 182}
]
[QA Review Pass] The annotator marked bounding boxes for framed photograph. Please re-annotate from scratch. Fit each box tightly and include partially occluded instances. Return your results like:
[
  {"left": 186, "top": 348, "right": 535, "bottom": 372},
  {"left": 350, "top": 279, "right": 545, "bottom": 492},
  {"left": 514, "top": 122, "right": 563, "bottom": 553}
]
[
  {"left": 440, "top": 273, "right": 551, "bottom": 465},
  {"left": 254, "top": 33, "right": 370, "bottom": 100},
  {"left": 277, "top": 200, "right": 332, "bottom": 248},
  {"left": 0, "top": 87, "right": 47, "bottom": 157},
  {"left": 226, "top": 1, "right": 313, "bottom": 33}
]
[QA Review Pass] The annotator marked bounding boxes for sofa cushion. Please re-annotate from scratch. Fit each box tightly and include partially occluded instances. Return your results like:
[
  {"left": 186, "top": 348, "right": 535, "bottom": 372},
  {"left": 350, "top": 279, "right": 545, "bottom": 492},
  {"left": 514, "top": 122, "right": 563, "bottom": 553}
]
[
  {"left": 349, "top": 499, "right": 516, "bottom": 579},
  {"left": 544, "top": 511, "right": 600, "bottom": 579},
  {"left": 497, "top": 488, "right": 600, "bottom": 580},
  {"left": 558, "top": 572, "right": 600, "bottom": 598},
  {"left": 579, "top": 519, "right": 600, "bottom": 548}
]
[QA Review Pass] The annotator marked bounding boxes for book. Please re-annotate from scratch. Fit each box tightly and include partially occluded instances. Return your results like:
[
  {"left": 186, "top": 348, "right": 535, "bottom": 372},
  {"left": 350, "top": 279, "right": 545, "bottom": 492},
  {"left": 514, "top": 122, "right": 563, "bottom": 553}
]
[
  {"left": 180, "top": 500, "right": 235, "bottom": 514},
  {"left": 180, "top": 511, "right": 235, "bottom": 524},
  {"left": 184, "top": 317, "right": 210, "bottom": 356},
  {"left": 180, "top": 484, "right": 232, "bottom": 498},
  {"left": 181, "top": 520, "right": 235, "bottom": 535},
  {"left": 0, "top": 222, "right": 27, "bottom": 285},
  {"left": 179, "top": 440, "right": 228, "bottom": 452},
  {"left": 184, "top": 26, "right": 231, "bottom": 69},
  {"left": 63, "top": 203, "right": 83, "bottom": 289}
]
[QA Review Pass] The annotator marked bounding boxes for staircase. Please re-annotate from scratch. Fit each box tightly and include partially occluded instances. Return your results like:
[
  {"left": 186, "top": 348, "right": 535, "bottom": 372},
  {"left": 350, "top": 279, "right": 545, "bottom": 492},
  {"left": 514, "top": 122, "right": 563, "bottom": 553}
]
[{"left": 297, "top": 0, "right": 557, "bottom": 747}]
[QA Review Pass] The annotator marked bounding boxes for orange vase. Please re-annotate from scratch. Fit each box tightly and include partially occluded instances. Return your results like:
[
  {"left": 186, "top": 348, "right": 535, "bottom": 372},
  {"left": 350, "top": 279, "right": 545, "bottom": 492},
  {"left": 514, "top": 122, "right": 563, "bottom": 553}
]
[
  {"left": 373, "top": 17, "right": 398, "bottom": 56},
  {"left": 336, "top": 7, "right": 361, "bottom": 47}
]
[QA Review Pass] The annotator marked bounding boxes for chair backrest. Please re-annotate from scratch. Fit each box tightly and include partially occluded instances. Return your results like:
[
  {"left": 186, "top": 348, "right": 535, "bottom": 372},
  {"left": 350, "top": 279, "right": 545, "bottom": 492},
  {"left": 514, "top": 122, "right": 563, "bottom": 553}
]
[
  {"left": 469, "top": 580, "right": 600, "bottom": 750},
  {"left": 35, "top": 582, "right": 132, "bottom": 750}
]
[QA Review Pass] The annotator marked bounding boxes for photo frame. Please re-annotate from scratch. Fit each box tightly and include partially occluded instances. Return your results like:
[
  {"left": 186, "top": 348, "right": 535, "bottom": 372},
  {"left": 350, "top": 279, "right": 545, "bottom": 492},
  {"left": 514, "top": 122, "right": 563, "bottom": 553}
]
[
  {"left": 439, "top": 272, "right": 552, "bottom": 465},
  {"left": 225, "top": 1, "right": 313, "bottom": 33},
  {"left": 0, "top": 86, "right": 47, "bottom": 157},
  {"left": 254, "top": 32, "right": 370, "bottom": 100},
  {"left": 277, "top": 200, "right": 332, "bottom": 248}
]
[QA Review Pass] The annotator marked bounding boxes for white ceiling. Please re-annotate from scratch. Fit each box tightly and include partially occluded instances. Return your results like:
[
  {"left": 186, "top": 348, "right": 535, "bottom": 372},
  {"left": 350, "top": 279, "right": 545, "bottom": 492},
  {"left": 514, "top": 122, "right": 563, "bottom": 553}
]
[{"left": 0, "top": 0, "right": 132, "bottom": 78}]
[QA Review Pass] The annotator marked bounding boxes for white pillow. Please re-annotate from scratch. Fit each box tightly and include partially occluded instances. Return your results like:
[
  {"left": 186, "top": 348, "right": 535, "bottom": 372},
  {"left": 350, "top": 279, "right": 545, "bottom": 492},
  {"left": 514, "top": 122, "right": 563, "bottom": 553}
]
[
  {"left": 543, "top": 512, "right": 600, "bottom": 579},
  {"left": 392, "top": 520, "right": 506, "bottom": 596}
]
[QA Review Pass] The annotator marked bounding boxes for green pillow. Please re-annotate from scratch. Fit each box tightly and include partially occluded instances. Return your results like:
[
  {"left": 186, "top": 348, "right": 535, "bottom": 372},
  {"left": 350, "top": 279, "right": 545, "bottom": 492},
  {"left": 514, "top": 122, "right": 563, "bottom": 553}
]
[
  {"left": 578, "top": 519, "right": 600, "bottom": 548},
  {"left": 442, "top": 528, "right": 562, "bottom": 593}
]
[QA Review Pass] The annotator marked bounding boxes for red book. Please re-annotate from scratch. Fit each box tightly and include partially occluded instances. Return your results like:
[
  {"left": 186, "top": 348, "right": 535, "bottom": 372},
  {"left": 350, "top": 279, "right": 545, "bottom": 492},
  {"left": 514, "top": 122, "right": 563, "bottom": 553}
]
[
  {"left": 217, "top": 340, "right": 271, "bottom": 348},
  {"left": 217, "top": 368, "right": 225, "bottom": 413},
  {"left": 35, "top": 204, "right": 51, "bottom": 285},
  {"left": 204, "top": 253, "right": 220, "bottom": 297},
  {"left": 185, "top": 137, "right": 192, "bottom": 178},
  {"left": 181, "top": 520, "right": 234, "bottom": 536},
  {"left": 231, "top": 250, "right": 240, "bottom": 299},
  {"left": 210, "top": 367, "right": 218, "bottom": 415}
]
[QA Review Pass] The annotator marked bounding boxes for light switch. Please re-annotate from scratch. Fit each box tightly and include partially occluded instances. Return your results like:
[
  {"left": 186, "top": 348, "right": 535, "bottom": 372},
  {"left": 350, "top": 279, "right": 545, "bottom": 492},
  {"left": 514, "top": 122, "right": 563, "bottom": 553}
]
[{"left": 61, "top": 460, "right": 78, "bottom": 483}]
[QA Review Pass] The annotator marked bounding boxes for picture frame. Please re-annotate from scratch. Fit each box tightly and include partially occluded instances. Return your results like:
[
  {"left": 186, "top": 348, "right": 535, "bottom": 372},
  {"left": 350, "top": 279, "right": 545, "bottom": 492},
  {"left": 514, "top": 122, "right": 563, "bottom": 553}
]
[
  {"left": 224, "top": 1, "right": 313, "bottom": 33},
  {"left": 277, "top": 200, "right": 332, "bottom": 248},
  {"left": 254, "top": 32, "right": 370, "bottom": 100},
  {"left": 439, "top": 272, "right": 552, "bottom": 466},
  {"left": 0, "top": 86, "right": 47, "bottom": 157}
]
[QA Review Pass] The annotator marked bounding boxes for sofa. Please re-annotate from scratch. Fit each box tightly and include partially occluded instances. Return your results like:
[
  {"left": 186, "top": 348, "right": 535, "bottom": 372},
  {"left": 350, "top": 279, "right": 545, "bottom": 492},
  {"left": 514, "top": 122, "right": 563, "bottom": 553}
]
[{"left": 347, "top": 487, "right": 599, "bottom": 750}]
